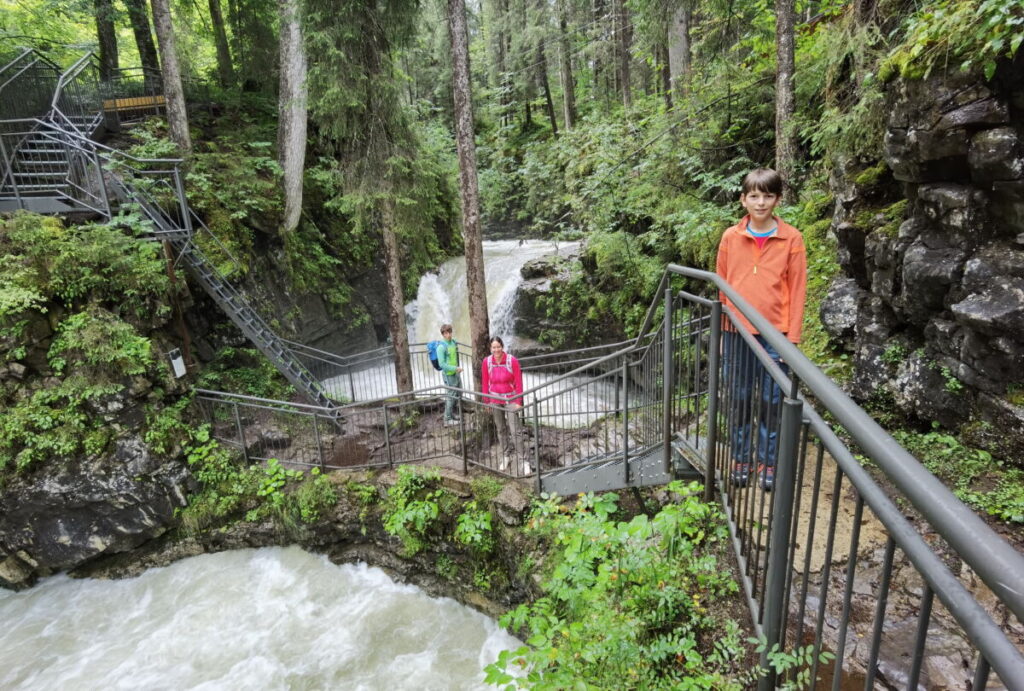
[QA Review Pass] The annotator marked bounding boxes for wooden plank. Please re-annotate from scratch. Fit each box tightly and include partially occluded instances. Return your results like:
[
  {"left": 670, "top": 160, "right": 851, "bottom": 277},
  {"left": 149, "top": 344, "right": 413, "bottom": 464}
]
[{"left": 101, "top": 94, "right": 166, "bottom": 112}]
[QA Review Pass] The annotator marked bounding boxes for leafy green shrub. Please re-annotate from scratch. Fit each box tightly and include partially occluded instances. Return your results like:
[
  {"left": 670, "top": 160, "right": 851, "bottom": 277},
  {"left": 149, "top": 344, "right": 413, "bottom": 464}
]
[
  {"left": 880, "top": 0, "right": 1024, "bottom": 81},
  {"left": 486, "top": 482, "right": 749, "bottom": 689},
  {"left": 454, "top": 500, "right": 494, "bottom": 555},
  {"left": 382, "top": 466, "right": 447, "bottom": 556},
  {"left": 894, "top": 426, "right": 1024, "bottom": 523}
]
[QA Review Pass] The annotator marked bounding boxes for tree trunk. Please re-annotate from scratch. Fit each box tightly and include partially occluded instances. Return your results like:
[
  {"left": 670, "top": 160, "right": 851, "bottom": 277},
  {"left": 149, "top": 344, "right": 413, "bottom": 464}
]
[
  {"left": 448, "top": 0, "right": 491, "bottom": 378},
  {"left": 616, "top": 0, "right": 632, "bottom": 108},
  {"left": 94, "top": 0, "right": 119, "bottom": 81},
  {"left": 151, "top": 0, "right": 191, "bottom": 154},
  {"left": 667, "top": 3, "right": 692, "bottom": 101},
  {"left": 659, "top": 43, "right": 672, "bottom": 110},
  {"left": 208, "top": 0, "right": 235, "bottom": 87},
  {"left": 557, "top": 0, "right": 576, "bottom": 129},
  {"left": 775, "top": 0, "right": 797, "bottom": 190},
  {"left": 277, "top": 0, "right": 306, "bottom": 234},
  {"left": 380, "top": 200, "right": 413, "bottom": 395},
  {"left": 124, "top": 0, "right": 161, "bottom": 90},
  {"left": 537, "top": 44, "right": 558, "bottom": 136}
]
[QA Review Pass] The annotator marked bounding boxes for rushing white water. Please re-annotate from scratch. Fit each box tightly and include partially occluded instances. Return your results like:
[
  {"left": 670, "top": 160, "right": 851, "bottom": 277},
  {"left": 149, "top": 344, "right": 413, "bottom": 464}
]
[{"left": 0, "top": 547, "right": 519, "bottom": 690}]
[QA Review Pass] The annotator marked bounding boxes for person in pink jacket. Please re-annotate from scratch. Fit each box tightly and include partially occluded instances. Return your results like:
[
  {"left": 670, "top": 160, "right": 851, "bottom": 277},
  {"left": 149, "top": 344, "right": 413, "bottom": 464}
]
[{"left": 481, "top": 336, "right": 527, "bottom": 472}]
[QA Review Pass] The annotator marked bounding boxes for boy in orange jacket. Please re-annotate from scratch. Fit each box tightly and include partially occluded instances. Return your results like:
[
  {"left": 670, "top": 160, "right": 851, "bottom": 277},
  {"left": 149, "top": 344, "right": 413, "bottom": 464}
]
[{"left": 716, "top": 168, "right": 807, "bottom": 491}]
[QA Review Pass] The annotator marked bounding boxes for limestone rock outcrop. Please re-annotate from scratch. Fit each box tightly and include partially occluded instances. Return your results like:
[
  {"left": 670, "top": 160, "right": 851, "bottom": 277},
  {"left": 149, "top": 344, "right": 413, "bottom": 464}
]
[{"left": 821, "top": 55, "right": 1024, "bottom": 462}]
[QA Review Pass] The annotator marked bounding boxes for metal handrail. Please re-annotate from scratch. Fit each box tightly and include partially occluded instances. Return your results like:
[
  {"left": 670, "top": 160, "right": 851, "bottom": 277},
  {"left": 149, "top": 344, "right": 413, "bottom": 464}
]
[{"left": 660, "top": 262, "right": 1024, "bottom": 626}]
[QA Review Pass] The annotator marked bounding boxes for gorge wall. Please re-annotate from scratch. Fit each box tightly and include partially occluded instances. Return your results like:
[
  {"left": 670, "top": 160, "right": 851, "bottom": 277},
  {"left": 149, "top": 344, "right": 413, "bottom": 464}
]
[{"left": 821, "top": 55, "right": 1024, "bottom": 462}]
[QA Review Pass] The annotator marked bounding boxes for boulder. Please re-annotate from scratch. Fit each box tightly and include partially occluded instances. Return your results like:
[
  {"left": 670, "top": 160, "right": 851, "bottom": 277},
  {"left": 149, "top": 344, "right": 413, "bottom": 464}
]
[
  {"left": 0, "top": 435, "right": 191, "bottom": 588},
  {"left": 820, "top": 277, "right": 864, "bottom": 343},
  {"left": 892, "top": 351, "right": 970, "bottom": 429},
  {"left": 899, "top": 238, "right": 966, "bottom": 322},
  {"left": 968, "top": 127, "right": 1024, "bottom": 183}
]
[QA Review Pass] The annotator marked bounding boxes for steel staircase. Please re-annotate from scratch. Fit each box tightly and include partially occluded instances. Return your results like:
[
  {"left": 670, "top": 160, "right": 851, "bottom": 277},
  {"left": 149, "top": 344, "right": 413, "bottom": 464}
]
[
  {"left": 0, "top": 50, "right": 338, "bottom": 412},
  {"left": 171, "top": 234, "right": 337, "bottom": 410}
]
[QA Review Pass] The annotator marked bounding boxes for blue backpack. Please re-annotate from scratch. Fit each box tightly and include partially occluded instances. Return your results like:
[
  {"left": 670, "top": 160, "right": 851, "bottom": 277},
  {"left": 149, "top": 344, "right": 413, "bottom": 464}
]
[{"left": 426, "top": 340, "right": 444, "bottom": 371}]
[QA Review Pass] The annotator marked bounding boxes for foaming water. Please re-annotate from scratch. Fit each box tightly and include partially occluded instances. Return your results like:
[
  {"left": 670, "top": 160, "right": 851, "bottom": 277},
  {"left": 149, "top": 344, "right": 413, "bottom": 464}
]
[{"left": 0, "top": 547, "right": 519, "bottom": 690}]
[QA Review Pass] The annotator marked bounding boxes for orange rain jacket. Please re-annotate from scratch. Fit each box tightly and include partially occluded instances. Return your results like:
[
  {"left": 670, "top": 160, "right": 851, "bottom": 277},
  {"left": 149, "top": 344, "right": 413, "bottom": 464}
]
[{"left": 715, "top": 215, "right": 808, "bottom": 343}]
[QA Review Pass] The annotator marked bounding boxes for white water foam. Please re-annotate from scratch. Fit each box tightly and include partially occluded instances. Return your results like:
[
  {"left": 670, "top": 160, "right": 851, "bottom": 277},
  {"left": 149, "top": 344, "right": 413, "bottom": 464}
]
[{"left": 0, "top": 546, "right": 519, "bottom": 690}]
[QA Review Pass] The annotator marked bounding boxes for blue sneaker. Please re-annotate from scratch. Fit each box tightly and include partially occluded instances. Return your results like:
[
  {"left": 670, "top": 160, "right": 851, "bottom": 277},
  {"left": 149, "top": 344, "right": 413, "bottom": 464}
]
[
  {"left": 731, "top": 462, "right": 752, "bottom": 487},
  {"left": 759, "top": 464, "right": 774, "bottom": 492}
]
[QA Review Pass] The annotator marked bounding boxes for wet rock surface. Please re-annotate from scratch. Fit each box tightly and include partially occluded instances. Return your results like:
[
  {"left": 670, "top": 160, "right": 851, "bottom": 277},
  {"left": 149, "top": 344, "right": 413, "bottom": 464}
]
[{"left": 823, "top": 56, "right": 1024, "bottom": 463}]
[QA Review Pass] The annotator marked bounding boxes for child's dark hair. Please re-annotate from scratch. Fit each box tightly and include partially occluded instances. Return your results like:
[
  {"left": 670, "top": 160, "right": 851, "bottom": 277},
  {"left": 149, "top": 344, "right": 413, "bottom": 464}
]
[
  {"left": 741, "top": 168, "right": 783, "bottom": 196},
  {"left": 489, "top": 335, "right": 505, "bottom": 347}
]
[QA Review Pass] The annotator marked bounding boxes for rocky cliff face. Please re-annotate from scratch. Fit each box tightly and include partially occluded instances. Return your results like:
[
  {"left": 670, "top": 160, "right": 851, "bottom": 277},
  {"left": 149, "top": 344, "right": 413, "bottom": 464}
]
[
  {"left": 0, "top": 308, "right": 193, "bottom": 591},
  {"left": 821, "top": 56, "right": 1024, "bottom": 461}
]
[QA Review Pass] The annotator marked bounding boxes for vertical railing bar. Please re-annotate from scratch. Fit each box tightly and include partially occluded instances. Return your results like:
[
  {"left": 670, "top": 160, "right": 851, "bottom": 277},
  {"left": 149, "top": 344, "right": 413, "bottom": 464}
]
[
  {"left": 663, "top": 289, "right": 674, "bottom": 474},
  {"left": 809, "top": 469, "right": 845, "bottom": 688},
  {"left": 831, "top": 492, "right": 865, "bottom": 691},
  {"left": 972, "top": 654, "right": 991, "bottom": 691},
  {"left": 382, "top": 403, "right": 393, "bottom": 469},
  {"left": 312, "top": 412, "right": 325, "bottom": 471},
  {"left": 864, "top": 536, "right": 896, "bottom": 691},
  {"left": 534, "top": 404, "right": 542, "bottom": 493},
  {"left": 757, "top": 392, "right": 803, "bottom": 691},
  {"left": 906, "top": 586, "right": 935, "bottom": 690},
  {"left": 233, "top": 401, "right": 248, "bottom": 463},
  {"left": 780, "top": 420, "right": 811, "bottom": 654},
  {"left": 795, "top": 440, "right": 826, "bottom": 650},
  {"left": 705, "top": 300, "right": 722, "bottom": 502}
]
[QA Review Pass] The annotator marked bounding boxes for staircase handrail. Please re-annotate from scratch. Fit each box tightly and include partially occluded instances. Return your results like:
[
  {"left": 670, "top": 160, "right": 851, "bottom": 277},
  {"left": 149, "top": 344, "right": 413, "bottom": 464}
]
[
  {"left": 0, "top": 47, "right": 61, "bottom": 94},
  {"left": 660, "top": 263, "right": 1024, "bottom": 626},
  {"left": 5, "top": 116, "right": 183, "bottom": 166}
]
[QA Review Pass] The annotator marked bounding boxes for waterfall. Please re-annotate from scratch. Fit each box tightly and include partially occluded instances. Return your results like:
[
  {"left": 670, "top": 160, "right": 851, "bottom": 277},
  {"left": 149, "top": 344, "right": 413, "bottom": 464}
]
[{"left": 407, "top": 239, "right": 577, "bottom": 351}]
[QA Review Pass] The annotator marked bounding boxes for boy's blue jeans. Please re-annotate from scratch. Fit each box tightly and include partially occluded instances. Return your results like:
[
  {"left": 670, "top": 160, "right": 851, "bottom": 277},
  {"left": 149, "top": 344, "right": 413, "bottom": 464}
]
[
  {"left": 722, "top": 332, "right": 788, "bottom": 468},
  {"left": 443, "top": 372, "right": 462, "bottom": 420}
]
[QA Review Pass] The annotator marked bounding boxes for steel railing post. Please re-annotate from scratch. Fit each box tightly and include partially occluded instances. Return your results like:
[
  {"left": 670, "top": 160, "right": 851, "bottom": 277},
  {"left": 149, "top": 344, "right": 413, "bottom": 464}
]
[
  {"left": 382, "top": 403, "right": 393, "bottom": 468},
  {"left": 662, "top": 288, "right": 674, "bottom": 475},
  {"left": 174, "top": 166, "right": 190, "bottom": 234},
  {"left": 534, "top": 403, "right": 542, "bottom": 493},
  {"left": 757, "top": 393, "right": 803, "bottom": 691},
  {"left": 622, "top": 359, "right": 630, "bottom": 486},
  {"left": 232, "top": 401, "right": 248, "bottom": 463},
  {"left": 93, "top": 149, "right": 111, "bottom": 219},
  {"left": 312, "top": 412, "right": 325, "bottom": 471},
  {"left": 458, "top": 396, "right": 467, "bottom": 475},
  {"left": 705, "top": 300, "right": 722, "bottom": 502}
]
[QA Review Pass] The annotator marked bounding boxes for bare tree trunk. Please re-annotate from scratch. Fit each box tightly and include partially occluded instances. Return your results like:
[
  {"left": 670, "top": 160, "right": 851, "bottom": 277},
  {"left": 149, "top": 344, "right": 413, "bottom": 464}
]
[
  {"left": 209, "top": 0, "right": 235, "bottom": 87},
  {"left": 616, "top": 0, "right": 632, "bottom": 108},
  {"left": 557, "top": 0, "right": 576, "bottom": 129},
  {"left": 94, "top": 0, "right": 119, "bottom": 81},
  {"left": 151, "top": 0, "right": 191, "bottom": 153},
  {"left": 380, "top": 200, "right": 413, "bottom": 394},
  {"left": 668, "top": 3, "right": 692, "bottom": 101},
  {"left": 537, "top": 44, "right": 558, "bottom": 135},
  {"left": 495, "top": 0, "right": 513, "bottom": 127},
  {"left": 277, "top": 0, "right": 306, "bottom": 234},
  {"left": 775, "top": 0, "right": 797, "bottom": 190},
  {"left": 124, "top": 0, "right": 161, "bottom": 90},
  {"left": 659, "top": 43, "right": 672, "bottom": 110},
  {"left": 448, "top": 0, "right": 491, "bottom": 378}
]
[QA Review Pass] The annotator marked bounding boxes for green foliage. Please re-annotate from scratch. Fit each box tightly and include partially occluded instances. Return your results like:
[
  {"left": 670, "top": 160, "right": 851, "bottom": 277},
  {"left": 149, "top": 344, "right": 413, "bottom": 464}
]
[
  {"left": 195, "top": 346, "right": 293, "bottom": 399},
  {"left": 382, "top": 466, "right": 446, "bottom": 556},
  {"left": 485, "top": 482, "right": 753, "bottom": 689},
  {"left": 894, "top": 426, "right": 1024, "bottom": 523},
  {"left": 48, "top": 308, "right": 153, "bottom": 376},
  {"left": 0, "top": 213, "right": 169, "bottom": 324},
  {"left": 180, "top": 427, "right": 340, "bottom": 533},
  {"left": 470, "top": 475, "right": 505, "bottom": 503},
  {"left": 880, "top": 0, "right": 1024, "bottom": 81},
  {"left": 454, "top": 500, "right": 494, "bottom": 555}
]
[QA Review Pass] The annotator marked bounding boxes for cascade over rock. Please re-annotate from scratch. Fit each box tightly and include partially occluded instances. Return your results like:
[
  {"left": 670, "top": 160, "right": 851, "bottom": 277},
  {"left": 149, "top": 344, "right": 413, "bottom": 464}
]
[{"left": 822, "top": 55, "right": 1024, "bottom": 462}]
